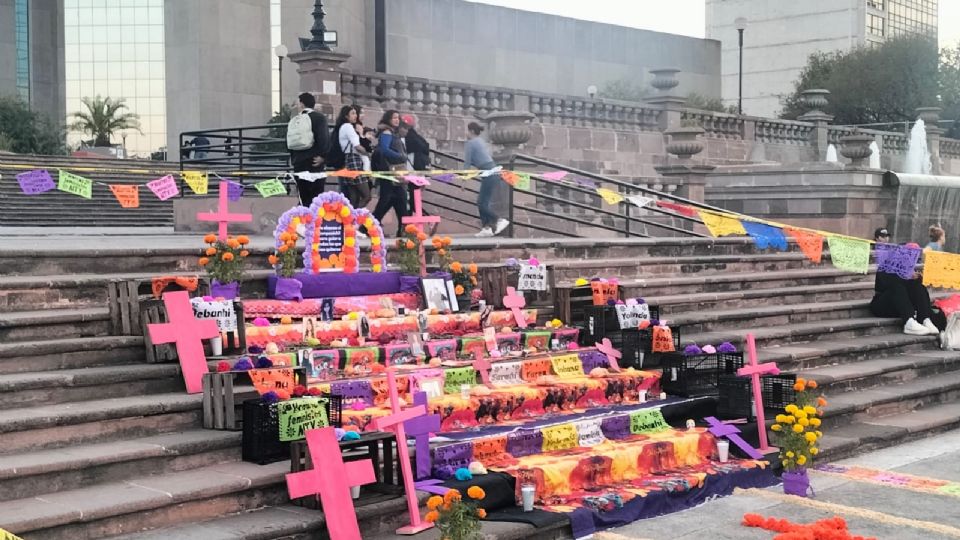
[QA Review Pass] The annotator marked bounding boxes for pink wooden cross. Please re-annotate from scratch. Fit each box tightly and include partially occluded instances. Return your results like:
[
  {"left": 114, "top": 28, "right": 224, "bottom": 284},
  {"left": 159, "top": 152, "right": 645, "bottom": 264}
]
[
  {"left": 147, "top": 291, "right": 220, "bottom": 394},
  {"left": 736, "top": 333, "right": 780, "bottom": 452},
  {"left": 285, "top": 427, "right": 376, "bottom": 540},
  {"left": 503, "top": 287, "right": 528, "bottom": 329},
  {"left": 371, "top": 369, "right": 434, "bottom": 534},
  {"left": 472, "top": 352, "right": 492, "bottom": 384},
  {"left": 704, "top": 416, "right": 763, "bottom": 460},
  {"left": 404, "top": 391, "right": 442, "bottom": 480},
  {"left": 197, "top": 180, "right": 253, "bottom": 241},
  {"left": 596, "top": 338, "right": 622, "bottom": 372},
  {"left": 401, "top": 189, "right": 441, "bottom": 277}
]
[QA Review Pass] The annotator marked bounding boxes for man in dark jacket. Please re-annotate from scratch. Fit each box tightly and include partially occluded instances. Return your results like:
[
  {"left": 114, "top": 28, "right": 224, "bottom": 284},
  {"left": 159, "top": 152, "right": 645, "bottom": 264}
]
[
  {"left": 290, "top": 92, "right": 331, "bottom": 206},
  {"left": 400, "top": 115, "right": 434, "bottom": 229}
]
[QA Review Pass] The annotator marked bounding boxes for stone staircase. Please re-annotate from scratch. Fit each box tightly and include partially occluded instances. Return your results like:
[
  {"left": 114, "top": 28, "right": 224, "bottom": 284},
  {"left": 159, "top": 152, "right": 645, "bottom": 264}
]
[{"left": 0, "top": 236, "right": 958, "bottom": 538}]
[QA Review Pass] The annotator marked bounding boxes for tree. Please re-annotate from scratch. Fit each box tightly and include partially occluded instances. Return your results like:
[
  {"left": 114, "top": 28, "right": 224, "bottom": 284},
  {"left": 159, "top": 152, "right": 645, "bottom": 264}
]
[
  {"left": 685, "top": 92, "right": 738, "bottom": 114},
  {"left": 598, "top": 79, "right": 649, "bottom": 102},
  {"left": 69, "top": 95, "right": 141, "bottom": 147},
  {"left": 940, "top": 45, "right": 960, "bottom": 138},
  {"left": 0, "top": 95, "right": 66, "bottom": 155},
  {"left": 780, "top": 35, "right": 943, "bottom": 127}
]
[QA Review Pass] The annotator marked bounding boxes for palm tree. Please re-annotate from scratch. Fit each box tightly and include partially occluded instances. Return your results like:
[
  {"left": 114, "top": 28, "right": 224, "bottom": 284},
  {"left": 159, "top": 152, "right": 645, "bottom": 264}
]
[{"left": 69, "top": 95, "right": 142, "bottom": 147}]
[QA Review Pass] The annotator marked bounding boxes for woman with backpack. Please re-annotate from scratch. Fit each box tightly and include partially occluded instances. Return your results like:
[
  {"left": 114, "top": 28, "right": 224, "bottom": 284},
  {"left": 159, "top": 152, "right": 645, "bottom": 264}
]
[
  {"left": 371, "top": 110, "right": 409, "bottom": 236},
  {"left": 332, "top": 105, "right": 371, "bottom": 212}
]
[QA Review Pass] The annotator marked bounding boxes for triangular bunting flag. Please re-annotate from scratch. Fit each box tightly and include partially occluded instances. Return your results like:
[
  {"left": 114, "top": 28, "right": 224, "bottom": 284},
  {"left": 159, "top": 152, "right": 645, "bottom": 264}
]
[
  {"left": 742, "top": 221, "right": 788, "bottom": 251},
  {"left": 109, "top": 184, "right": 140, "bottom": 208},
  {"left": 540, "top": 171, "right": 568, "bottom": 182},
  {"left": 181, "top": 171, "right": 209, "bottom": 195},
  {"left": 330, "top": 169, "right": 364, "bottom": 179},
  {"left": 786, "top": 228, "right": 824, "bottom": 264},
  {"left": 500, "top": 170, "right": 520, "bottom": 186},
  {"left": 826, "top": 236, "right": 870, "bottom": 274},
  {"left": 514, "top": 173, "right": 531, "bottom": 191},
  {"left": 596, "top": 187, "right": 624, "bottom": 205},
  {"left": 698, "top": 210, "right": 746, "bottom": 237},
  {"left": 226, "top": 180, "right": 244, "bottom": 201},
  {"left": 656, "top": 200, "right": 697, "bottom": 217},
  {"left": 627, "top": 195, "right": 654, "bottom": 209}
]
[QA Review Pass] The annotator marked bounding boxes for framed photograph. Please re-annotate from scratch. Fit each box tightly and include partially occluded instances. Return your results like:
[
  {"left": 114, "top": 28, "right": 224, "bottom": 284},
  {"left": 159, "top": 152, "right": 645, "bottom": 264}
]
[
  {"left": 421, "top": 277, "right": 453, "bottom": 311},
  {"left": 445, "top": 279, "right": 460, "bottom": 312}
]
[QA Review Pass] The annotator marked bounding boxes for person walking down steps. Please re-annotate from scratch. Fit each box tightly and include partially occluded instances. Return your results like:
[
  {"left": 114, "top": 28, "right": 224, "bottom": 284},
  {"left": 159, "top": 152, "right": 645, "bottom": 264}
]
[{"left": 464, "top": 122, "right": 509, "bottom": 237}]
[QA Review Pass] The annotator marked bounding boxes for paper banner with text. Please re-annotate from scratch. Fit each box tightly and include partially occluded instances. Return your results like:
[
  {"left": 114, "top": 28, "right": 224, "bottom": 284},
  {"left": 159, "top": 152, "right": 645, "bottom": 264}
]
[
  {"left": 147, "top": 175, "right": 179, "bottom": 201},
  {"left": 182, "top": 171, "right": 209, "bottom": 195},
  {"left": 827, "top": 236, "right": 870, "bottom": 274},
  {"left": 541, "top": 422, "right": 579, "bottom": 452},
  {"left": 249, "top": 367, "right": 297, "bottom": 395},
  {"left": 16, "top": 169, "right": 55, "bottom": 194},
  {"left": 517, "top": 263, "right": 548, "bottom": 291},
  {"left": 596, "top": 187, "right": 624, "bottom": 205},
  {"left": 58, "top": 170, "right": 93, "bottom": 199},
  {"left": 190, "top": 297, "right": 237, "bottom": 332},
  {"left": 278, "top": 397, "right": 329, "bottom": 442},
  {"left": 443, "top": 366, "right": 477, "bottom": 394},
  {"left": 876, "top": 243, "right": 922, "bottom": 280},
  {"left": 742, "top": 221, "right": 787, "bottom": 251},
  {"left": 923, "top": 250, "right": 960, "bottom": 290},
  {"left": 786, "top": 228, "right": 824, "bottom": 263},
  {"left": 256, "top": 178, "right": 287, "bottom": 197},
  {"left": 698, "top": 210, "right": 746, "bottom": 237},
  {"left": 550, "top": 354, "right": 585, "bottom": 378},
  {"left": 109, "top": 184, "right": 140, "bottom": 208},
  {"left": 629, "top": 408, "right": 670, "bottom": 434},
  {"left": 615, "top": 302, "right": 651, "bottom": 329}
]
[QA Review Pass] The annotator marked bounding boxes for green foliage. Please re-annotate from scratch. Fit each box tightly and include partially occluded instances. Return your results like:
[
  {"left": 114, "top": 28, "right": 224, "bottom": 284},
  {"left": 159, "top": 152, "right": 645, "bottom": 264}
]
[
  {"left": 0, "top": 95, "right": 66, "bottom": 155},
  {"left": 256, "top": 103, "right": 295, "bottom": 156},
  {"left": 597, "top": 79, "right": 649, "bottom": 102},
  {"left": 69, "top": 95, "right": 141, "bottom": 147},
  {"left": 685, "top": 92, "right": 737, "bottom": 114}
]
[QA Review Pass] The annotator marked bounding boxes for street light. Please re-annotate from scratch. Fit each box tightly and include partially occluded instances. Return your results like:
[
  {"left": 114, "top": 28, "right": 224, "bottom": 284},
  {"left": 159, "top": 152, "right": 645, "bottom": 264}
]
[
  {"left": 734, "top": 17, "right": 747, "bottom": 115},
  {"left": 275, "top": 43, "right": 289, "bottom": 112},
  {"left": 587, "top": 85, "right": 598, "bottom": 99}
]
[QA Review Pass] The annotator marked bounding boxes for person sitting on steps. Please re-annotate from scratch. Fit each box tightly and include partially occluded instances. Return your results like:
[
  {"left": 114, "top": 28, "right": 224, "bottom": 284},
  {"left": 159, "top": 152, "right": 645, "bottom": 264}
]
[{"left": 868, "top": 227, "right": 939, "bottom": 336}]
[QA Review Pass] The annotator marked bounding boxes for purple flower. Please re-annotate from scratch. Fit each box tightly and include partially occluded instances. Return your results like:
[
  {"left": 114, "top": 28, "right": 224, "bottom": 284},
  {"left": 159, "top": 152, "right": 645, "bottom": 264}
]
[
  {"left": 684, "top": 344, "right": 703, "bottom": 356},
  {"left": 233, "top": 358, "right": 254, "bottom": 371},
  {"left": 717, "top": 342, "right": 737, "bottom": 353},
  {"left": 505, "top": 257, "right": 519, "bottom": 267},
  {"left": 702, "top": 344, "right": 717, "bottom": 354},
  {"left": 261, "top": 391, "right": 280, "bottom": 403},
  {"left": 248, "top": 345, "right": 264, "bottom": 354},
  {"left": 649, "top": 319, "right": 660, "bottom": 327},
  {"left": 253, "top": 317, "right": 270, "bottom": 327},
  {"left": 606, "top": 299, "right": 617, "bottom": 306},
  {"left": 255, "top": 356, "right": 274, "bottom": 368}
]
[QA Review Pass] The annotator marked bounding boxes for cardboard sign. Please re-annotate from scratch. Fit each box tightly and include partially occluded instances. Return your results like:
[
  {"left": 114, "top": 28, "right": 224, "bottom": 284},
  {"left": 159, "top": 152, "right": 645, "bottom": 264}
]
[
  {"left": 109, "top": 184, "right": 140, "bottom": 208},
  {"left": 57, "top": 170, "right": 93, "bottom": 198},
  {"left": 652, "top": 326, "right": 675, "bottom": 353},
  {"left": 506, "top": 429, "right": 543, "bottom": 457},
  {"left": 615, "top": 303, "right": 651, "bottom": 329},
  {"left": 629, "top": 408, "right": 670, "bottom": 434},
  {"left": 576, "top": 418, "right": 605, "bottom": 447},
  {"left": 489, "top": 361, "right": 524, "bottom": 386},
  {"left": 249, "top": 367, "right": 297, "bottom": 396},
  {"left": 189, "top": 298, "right": 237, "bottom": 332},
  {"left": 517, "top": 263, "right": 547, "bottom": 291},
  {"left": 16, "top": 169, "right": 55, "bottom": 194},
  {"left": 443, "top": 366, "right": 476, "bottom": 393},
  {"left": 550, "top": 354, "right": 585, "bottom": 378},
  {"left": 521, "top": 358, "right": 552, "bottom": 381},
  {"left": 541, "top": 423, "right": 579, "bottom": 452},
  {"left": 590, "top": 281, "right": 619, "bottom": 306},
  {"left": 471, "top": 435, "right": 507, "bottom": 463},
  {"left": 147, "top": 174, "right": 179, "bottom": 200},
  {"left": 255, "top": 178, "right": 286, "bottom": 197},
  {"left": 278, "top": 397, "right": 329, "bottom": 441}
]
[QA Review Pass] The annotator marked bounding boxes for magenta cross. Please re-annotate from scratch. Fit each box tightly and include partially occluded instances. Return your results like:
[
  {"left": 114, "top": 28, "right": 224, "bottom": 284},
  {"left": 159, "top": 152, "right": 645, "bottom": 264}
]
[
  {"left": 596, "top": 338, "right": 623, "bottom": 372},
  {"left": 736, "top": 333, "right": 780, "bottom": 452},
  {"left": 404, "top": 391, "right": 441, "bottom": 480},
  {"left": 503, "top": 287, "right": 528, "bottom": 329},
  {"left": 704, "top": 416, "right": 763, "bottom": 460},
  {"left": 401, "top": 189, "right": 441, "bottom": 277},
  {"left": 371, "top": 369, "right": 434, "bottom": 534},
  {"left": 286, "top": 427, "right": 376, "bottom": 540},
  {"left": 197, "top": 180, "right": 253, "bottom": 241},
  {"left": 472, "top": 352, "right": 492, "bottom": 384},
  {"left": 147, "top": 291, "right": 220, "bottom": 394}
]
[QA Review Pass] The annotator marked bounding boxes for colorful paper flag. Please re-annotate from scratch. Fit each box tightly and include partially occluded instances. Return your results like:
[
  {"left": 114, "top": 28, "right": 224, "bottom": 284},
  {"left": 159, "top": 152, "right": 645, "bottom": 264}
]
[
  {"left": 575, "top": 177, "right": 598, "bottom": 190},
  {"left": 109, "top": 184, "right": 140, "bottom": 208},
  {"left": 514, "top": 173, "right": 531, "bottom": 191},
  {"left": 57, "top": 170, "right": 93, "bottom": 199},
  {"left": 827, "top": 236, "right": 870, "bottom": 274},
  {"left": 627, "top": 195, "right": 654, "bottom": 209},
  {"left": 500, "top": 170, "right": 520, "bottom": 186},
  {"left": 431, "top": 173, "right": 457, "bottom": 184},
  {"left": 330, "top": 169, "right": 365, "bottom": 179},
  {"left": 656, "top": 200, "right": 697, "bottom": 217},
  {"left": 596, "top": 187, "right": 624, "bottom": 205},
  {"left": 16, "top": 169, "right": 55, "bottom": 194},
  {"left": 255, "top": 178, "right": 287, "bottom": 197},
  {"left": 226, "top": 180, "right": 244, "bottom": 201},
  {"left": 181, "top": 171, "right": 208, "bottom": 195},
  {"left": 786, "top": 228, "right": 824, "bottom": 264},
  {"left": 923, "top": 250, "right": 960, "bottom": 290},
  {"left": 146, "top": 174, "right": 179, "bottom": 201},
  {"left": 403, "top": 175, "right": 430, "bottom": 187},
  {"left": 742, "top": 221, "right": 788, "bottom": 251},
  {"left": 876, "top": 244, "right": 921, "bottom": 280},
  {"left": 540, "top": 171, "right": 568, "bottom": 182},
  {"left": 698, "top": 210, "right": 746, "bottom": 237}
]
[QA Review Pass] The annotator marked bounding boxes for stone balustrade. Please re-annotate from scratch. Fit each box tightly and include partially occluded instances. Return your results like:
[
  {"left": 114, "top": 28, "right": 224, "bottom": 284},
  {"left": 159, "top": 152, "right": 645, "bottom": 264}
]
[
  {"left": 941, "top": 138, "right": 960, "bottom": 159},
  {"left": 343, "top": 72, "right": 515, "bottom": 117},
  {"left": 682, "top": 110, "right": 743, "bottom": 140},
  {"left": 529, "top": 94, "right": 661, "bottom": 131},
  {"left": 881, "top": 133, "right": 909, "bottom": 154},
  {"left": 753, "top": 118, "right": 815, "bottom": 145}
]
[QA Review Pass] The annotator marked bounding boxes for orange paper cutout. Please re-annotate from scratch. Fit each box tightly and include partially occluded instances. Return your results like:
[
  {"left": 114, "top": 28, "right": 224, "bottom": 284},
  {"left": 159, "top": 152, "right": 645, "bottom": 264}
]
[
  {"left": 329, "top": 169, "right": 365, "bottom": 179},
  {"left": 652, "top": 326, "right": 676, "bottom": 353},
  {"left": 249, "top": 367, "right": 297, "bottom": 395},
  {"left": 109, "top": 184, "right": 140, "bottom": 208},
  {"left": 591, "top": 282, "right": 619, "bottom": 306},
  {"left": 150, "top": 276, "right": 199, "bottom": 299},
  {"left": 786, "top": 228, "right": 824, "bottom": 264},
  {"left": 500, "top": 170, "right": 520, "bottom": 186}
]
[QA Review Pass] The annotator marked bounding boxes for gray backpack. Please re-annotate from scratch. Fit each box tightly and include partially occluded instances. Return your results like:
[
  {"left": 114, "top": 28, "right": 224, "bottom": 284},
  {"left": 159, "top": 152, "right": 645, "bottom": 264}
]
[{"left": 287, "top": 112, "right": 315, "bottom": 151}]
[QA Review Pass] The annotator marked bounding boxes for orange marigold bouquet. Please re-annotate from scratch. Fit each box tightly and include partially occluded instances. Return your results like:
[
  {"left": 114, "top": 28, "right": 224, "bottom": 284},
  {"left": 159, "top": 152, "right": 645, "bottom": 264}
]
[
  {"left": 396, "top": 224, "right": 427, "bottom": 275},
  {"left": 449, "top": 260, "right": 479, "bottom": 301},
  {"left": 431, "top": 235, "right": 455, "bottom": 270},
  {"left": 424, "top": 486, "right": 486, "bottom": 540},
  {"left": 199, "top": 233, "right": 249, "bottom": 283},
  {"left": 270, "top": 231, "right": 299, "bottom": 278}
]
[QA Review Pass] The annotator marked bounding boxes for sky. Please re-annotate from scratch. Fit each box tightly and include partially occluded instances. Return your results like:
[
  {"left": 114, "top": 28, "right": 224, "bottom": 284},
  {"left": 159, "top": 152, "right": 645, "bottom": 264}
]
[{"left": 469, "top": 0, "right": 960, "bottom": 48}]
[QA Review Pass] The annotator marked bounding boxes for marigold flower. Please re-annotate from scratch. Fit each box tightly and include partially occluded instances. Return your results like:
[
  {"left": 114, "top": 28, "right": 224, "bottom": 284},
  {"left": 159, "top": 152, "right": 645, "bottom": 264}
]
[
  {"left": 416, "top": 232, "right": 427, "bottom": 242},
  {"left": 469, "top": 263, "right": 478, "bottom": 274},
  {"left": 432, "top": 237, "right": 443, "bottom": 248},
  {"left": 805, "top": 432, "right": 817, "bottom": 443},
  {"left": 782, "top": 459, "right": 790, "bottom": 467},
  {"left": 227, "top": 239, "right": 240, "bottom": 249},
  {"left": 199, "top": 257, "right": 209, "bottom": 266},
  {"left": 783, "top": 415, "right": 795, "bottom": 424},
  {"left": 806, "top": 380, "right": 818, "bottom": 389},
  {"left": 810, "top": 418, "right": 821, "bottom": 427},
  {"left": 280, "top": 232, "right": 291, "bottom": 242},
  {"left": 793, "top": 382, "right": 805, "bottom": 392},
  {"left": 278, "top": 244, "right": 289, "bottom": 253},
  {"left": 424, "top": 510, "right": 439, "bottom": 523},
  {"left": 205, "top": 247, "right": 217, "bottom": 256},
  {"left": 817, "top": 397, "right": 827, "bottom": 407},
  {"left": 467, "top": 486, "right": 485, "bottom": 500},
  {"left": 450, "top": 262, "right": 463, "bottom": 273},
  {"left": 455, "top": 284, "right": 465, "bottom": 295},
  {"left": 798, "top": 417, "right": 810, "bottom": 427},
  {"left": 240, "top": 250, "right": 249, "bottom": 257},
  {"left": 803, "top": 406, "right": 817, "bottom": 416},
  {"left": 786, "top": 451, "right": 795, "bottom": 458},
  {"left": 268, "top": 254, "right": 278, "bottom": 265},
  {"left": 771, "top": 424, "right": 781, "bottom": 431},
  {"left": 477, "top": 508, "right": 487, "bottom": 519},
  {"left": 405, "top": 240, "right": 415, "bottom": 249},
  {"left": 775, "top": 414, "right": 787, "bottom": 423},
  {"left": 785, "top": 404, "right": 798, "bottom": 414},
  {"left": 438, "top": 249, "right": 446, "bottom": 256},
  {"left": 237, "top": 235, "right": 250, "bottom": 245},
  {"left": 795, "top": 377, "right": 806, "bottom": 387},
  {"left": 443, "top": 236, "right": 453, "bottom": 246},
  {"left": 792, "top": 424, "right": 804, "bottom": 433},
  {"left": 443, "top": 489, "right": 461, "bottom": 504},
  {"left": 810, "top": 447, "right": 819, "bottom": 455},
  {"left": 405, "top": 224, "right": 418, "bottom": 234},
  {"left": 426, "top": 496, "right": 443, "bottom": 510},
  {"left": 222, "top": 252, "right": 235, "bottom": 261},
  {"left": 796, "top": 455, "right": 807, "bottom": 465},
  {"left": 203, "top": 233, "right": 217, "bottom": 243}
]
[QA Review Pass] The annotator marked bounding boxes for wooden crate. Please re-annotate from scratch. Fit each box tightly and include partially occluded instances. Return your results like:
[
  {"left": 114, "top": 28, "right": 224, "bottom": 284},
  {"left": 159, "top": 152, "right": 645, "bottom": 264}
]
[
  {"left": 289, "top": 432, "right": 400, "bottom": 508},
  {"left": 106, "top": 279, "right": 142, "bottom": 336},
  {"left": 140, "top": 298, "right": 246, "bottom": 363},
  {"left": 202, "top": 367, "right": 307, "bottom": 430}
]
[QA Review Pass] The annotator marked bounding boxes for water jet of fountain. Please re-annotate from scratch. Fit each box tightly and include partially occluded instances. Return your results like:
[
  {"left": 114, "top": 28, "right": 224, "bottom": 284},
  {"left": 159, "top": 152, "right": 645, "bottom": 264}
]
[
  {"left": 869, "top": 141, "right": 880, "bottom": 169},
  {"left": 904, "top": 119, "right": 932, "bottom": 175},
  {"left": 825, "top": 144, "right": 838, "bottom": 163}
]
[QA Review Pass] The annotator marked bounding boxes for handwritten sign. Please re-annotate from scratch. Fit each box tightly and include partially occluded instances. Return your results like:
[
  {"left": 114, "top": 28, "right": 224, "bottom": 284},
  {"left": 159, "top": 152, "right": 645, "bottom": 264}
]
[
  {"left": 521, "top": 358, "right": 552, "bottom": 381},
  {"left": 590, "top": 282, "right": 619, "bottom": 306},
  {"left": 147, "top": 174, "right": 179, "bottom": 200},
  {"left": 109, "top": 184, "right": 140, "bottom": 208},
  {"left": 443, "top": 366, "right": 476, "bottom": 393},
  {"left": 541, "top": 423, "right": 579, "bottom": 452},
  {"left": 16, "top": 169, "right": 55, "bottom": 194},
  {"left": 652, "top": 326, "right": 676, "bottom": 353},
  {"left": 182, "top": 171, "right": 209, "bottom": 194},
  {"left": 248, "top": 367, "right": 296, "bottom": 395},
  {"left": 576, "top": 418, "right": 605, "bottom": 447},
  {"left": 189, "top": 298, "right": 237, "bottom": 332},
  {"left": 550, "top": 354, "right": 585, "bottom": 378},
  {"left": 318, "top": 219, "right": 345, "bottom": 259},
  {"left": 278, "top": 397, "right": 329, "bottom": 441},
  {"left": 471, "top": 435, "right": 507, "bottom": 463},
  {"left": 489, "top": 361, "right": 523, "bottom": 386},
  {"left": 629, "top": 408, "right": 669, "bottom": 435},
  {"left": 255, "top": 178, "right": 287, "bottom": 197},
  {"left": 615, "top": 303, "right": 651, "bottom": 329},
  {"left": 517, "top": 263, "right": 547, "bottom": 291},
  {"left": 58, "top": 170, "right": 93, "bottom": 198},
  {"left": 506, "top": 429, "right": 543, "bottom": 457}
]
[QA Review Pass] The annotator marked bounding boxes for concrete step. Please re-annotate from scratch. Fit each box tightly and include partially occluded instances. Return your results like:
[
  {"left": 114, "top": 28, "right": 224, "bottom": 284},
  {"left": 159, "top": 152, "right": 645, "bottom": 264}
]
[
  {"left": 759, "top": 333, "right": 938, "bottom": 371},
  {"left": 668, "top": 299, "right": 873, "bottom": 334},
  {"left": 0, "top": 336, "right": 145, "bottom": 374},
  {"left": 0, "top": 461, "right": 289, "bottom": 540},
  {"left": 646, "top": 282, "right": 875, "bottom": 314},
  {"left": 801, "top": 350, "right": 960, "bottom": 392},
  {"left": 682, "top": 316, "right": 904, "bottom": 351},
  {"left": 0, "top": 393, "right": 201, "bottom": 454},
  {"left": 823, "top": 369, "right": 960, "bottom": 426},
  {"left": 0, "top": 364, "right": 184, "bottom": 407},
  {"left": 547, "top": 252, "right": 822, "bottom": 281},
  {"left": 0, "top": 429, "right": 241, "bottom": 501},
  {"left": 0, "top": 307, "right": 111, "bottom": 341},
  {"left": 616, "top": 267, "right": 871, "bottom": 298}
]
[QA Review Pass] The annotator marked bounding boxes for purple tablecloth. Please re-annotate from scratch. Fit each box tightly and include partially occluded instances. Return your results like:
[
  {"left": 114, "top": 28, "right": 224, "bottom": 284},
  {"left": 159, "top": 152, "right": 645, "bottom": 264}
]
[{"left": 268, "top": 271, "right": 403, "bottom": 299}]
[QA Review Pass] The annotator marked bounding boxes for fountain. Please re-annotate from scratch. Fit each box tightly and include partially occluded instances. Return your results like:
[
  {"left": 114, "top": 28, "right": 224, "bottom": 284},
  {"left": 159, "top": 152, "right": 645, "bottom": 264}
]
[
  {"left": 904, "top": 119, "right": 932, "bottom": 175},
  {"left": 825, "top": 144, "right": 838, "bottom": 163},
  {"left": 869, "top": 141, "right": 880, "bottom": 169}
]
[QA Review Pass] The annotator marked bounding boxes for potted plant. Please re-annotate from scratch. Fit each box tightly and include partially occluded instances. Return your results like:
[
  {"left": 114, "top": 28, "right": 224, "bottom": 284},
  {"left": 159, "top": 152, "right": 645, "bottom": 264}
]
[
  {"left": 769, "top": 377, "right": 827, "bottom": 497},
  {"left": 449, "top": 261, "right": 479, "bottom": 311},
  {"left": 199, "top": 233, "right": 249, "bottom": 300},
  {"left": 424, "top": 486, "right": 487, "bottom": 540},
  {"left": 270, "top": 230, "right": 303, "bottom": 301}
]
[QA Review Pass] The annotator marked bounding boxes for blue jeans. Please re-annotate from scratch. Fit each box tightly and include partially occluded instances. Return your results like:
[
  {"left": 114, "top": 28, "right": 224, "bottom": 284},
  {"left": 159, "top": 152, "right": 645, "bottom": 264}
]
[{"left": 478, "top": 174, "right": 500, "bottom": 228}]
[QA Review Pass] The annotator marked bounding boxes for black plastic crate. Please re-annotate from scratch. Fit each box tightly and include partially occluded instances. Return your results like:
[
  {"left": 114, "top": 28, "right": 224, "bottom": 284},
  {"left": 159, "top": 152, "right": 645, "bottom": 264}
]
[
  {"left": 579, "top": 305, "right": 660, "bottom": 346},
  {"left": 660, "top": 352, "right": 744, "bottom": 397},
  {"left": 619, "top": 325, "right": 682, "bottom": 369},
  {"left": 241, "top": 395, "right": 344, "bottom": 465},
  {"left": 717, "top": 373, "right": 797, "bottom": 419}
]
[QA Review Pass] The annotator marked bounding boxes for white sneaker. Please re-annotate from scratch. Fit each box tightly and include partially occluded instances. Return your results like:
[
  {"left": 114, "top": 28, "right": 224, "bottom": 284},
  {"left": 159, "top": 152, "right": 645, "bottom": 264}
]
[
  {"left": 904, "top": 318, "right": 927, "bottom": 336},
  {"left": 475, "top": 227, "right": 494, "bottom": 237},
  {"left": 922, "top": 318, "right": 939, "bottom": 335},
  {"left": 494, "top": 219, "right": 510, "bottom": 235}
]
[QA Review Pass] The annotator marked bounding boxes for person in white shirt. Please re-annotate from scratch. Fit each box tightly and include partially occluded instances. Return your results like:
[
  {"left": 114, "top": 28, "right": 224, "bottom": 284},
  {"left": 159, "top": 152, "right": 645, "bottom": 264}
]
[{"left": 334, "top": 105, "right": 371, "bottom": 211}]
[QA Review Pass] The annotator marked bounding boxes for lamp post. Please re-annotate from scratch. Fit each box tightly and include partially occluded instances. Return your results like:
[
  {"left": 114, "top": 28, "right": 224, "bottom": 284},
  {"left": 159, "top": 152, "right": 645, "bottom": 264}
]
[
  {"left": 734, "top": 17, "right": 747, "bottom": 115},
  {"left": 274, "top": 44, "right": 288, "bottom": 112},
  {"left": 306, "top": 0, "right": 331, "bottom": 51}
]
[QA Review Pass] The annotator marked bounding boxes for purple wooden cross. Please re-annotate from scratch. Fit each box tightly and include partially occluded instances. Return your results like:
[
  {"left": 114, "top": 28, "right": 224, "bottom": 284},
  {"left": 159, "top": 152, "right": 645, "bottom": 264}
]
[
  {"left": 704, "top": 416, "right": 762, "bottom": 460},
  {"left": 736, "top": 334, "right": 780, "bottom": 452},
  {"left": 404, "top": 391, "right": 441, "bottom": 480}
]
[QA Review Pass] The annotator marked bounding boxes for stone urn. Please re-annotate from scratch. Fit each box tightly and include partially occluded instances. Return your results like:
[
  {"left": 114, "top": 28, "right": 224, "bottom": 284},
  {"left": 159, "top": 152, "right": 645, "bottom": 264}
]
[
  {"left": 838, "top": 132, "right": 875, "bottom": 167},
  {"left": 915, "top": 107, "right": 942, "bottom": 133},
  {"left": 649, "top": 68, "right": 681, "bottom": 94},
  {"left": 665, "top": 126, "right": 705, "bottom": 160},
  {"left": 484, "top": 111, "right": 536, "bottom": 148}
]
